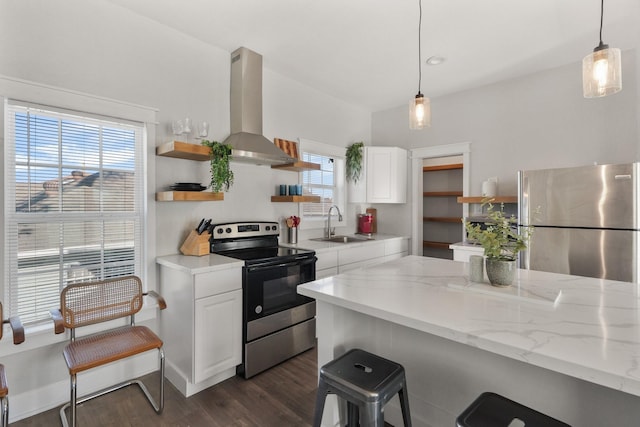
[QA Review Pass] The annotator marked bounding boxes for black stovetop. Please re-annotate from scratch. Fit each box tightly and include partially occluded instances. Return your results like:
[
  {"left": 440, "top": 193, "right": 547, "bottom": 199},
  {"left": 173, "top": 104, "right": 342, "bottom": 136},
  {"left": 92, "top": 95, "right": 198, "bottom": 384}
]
[
  {"left": 209, "top": 221, "right": 314, "bottom": 266},
  {"left": 217, "top": 246, "right": 314, "bottom": 263}
]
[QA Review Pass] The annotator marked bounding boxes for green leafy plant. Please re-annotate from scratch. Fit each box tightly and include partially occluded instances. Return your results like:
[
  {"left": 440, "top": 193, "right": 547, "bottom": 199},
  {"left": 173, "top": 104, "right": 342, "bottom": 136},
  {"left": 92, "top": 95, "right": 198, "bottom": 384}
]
[
  {"left": 464, "top": 199, "right": 533, "bottom": 261},
  {"left": 345, "top": 142, "right": 364, "bottom": 183},
  {"left": 201, "top": 140, "right": 234, "bottom": 192}
]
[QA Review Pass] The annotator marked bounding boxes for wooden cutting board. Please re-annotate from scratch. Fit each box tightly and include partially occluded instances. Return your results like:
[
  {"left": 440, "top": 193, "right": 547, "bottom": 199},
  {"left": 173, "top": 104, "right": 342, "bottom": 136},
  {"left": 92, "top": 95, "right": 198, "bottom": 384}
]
[
  {"left": 366, "top": 208, "right": 377, "bottom": 234},
  {"left": 274, "top": 138, "right": 299, "bottom": 159}
]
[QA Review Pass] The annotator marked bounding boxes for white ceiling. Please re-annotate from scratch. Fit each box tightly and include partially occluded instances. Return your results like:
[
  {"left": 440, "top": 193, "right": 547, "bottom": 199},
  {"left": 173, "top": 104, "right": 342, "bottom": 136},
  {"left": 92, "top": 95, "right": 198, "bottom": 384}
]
[{"left": 106, "top": 0, "right": 639, "bottom": 112}]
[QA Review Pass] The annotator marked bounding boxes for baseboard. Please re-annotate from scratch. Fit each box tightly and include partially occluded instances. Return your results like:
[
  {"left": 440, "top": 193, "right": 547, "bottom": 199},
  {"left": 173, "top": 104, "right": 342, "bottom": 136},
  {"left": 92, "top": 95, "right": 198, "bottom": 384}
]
[
  {"left": 9, "top": 352, "right": 158, "bottom": 423},
  {"left": 165, "top": 360, "right": 236, "bottom": 397}
]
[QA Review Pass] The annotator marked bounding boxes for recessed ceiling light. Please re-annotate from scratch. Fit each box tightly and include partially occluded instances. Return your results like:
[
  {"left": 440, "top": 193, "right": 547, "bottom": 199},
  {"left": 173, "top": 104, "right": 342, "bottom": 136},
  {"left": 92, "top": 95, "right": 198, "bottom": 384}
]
[{"left": 426, "top": 56, "right": 446, "bottom": 66}]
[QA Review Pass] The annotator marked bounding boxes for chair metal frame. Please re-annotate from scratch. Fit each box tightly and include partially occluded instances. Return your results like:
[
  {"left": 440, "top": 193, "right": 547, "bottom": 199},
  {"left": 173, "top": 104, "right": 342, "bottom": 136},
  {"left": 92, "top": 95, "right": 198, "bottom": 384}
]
[
  {"left": 0, "top": 301, "right": 25, "bottom": 427},
  {"left": 50, "top": 275, "right": 167, "bottom": 427}
]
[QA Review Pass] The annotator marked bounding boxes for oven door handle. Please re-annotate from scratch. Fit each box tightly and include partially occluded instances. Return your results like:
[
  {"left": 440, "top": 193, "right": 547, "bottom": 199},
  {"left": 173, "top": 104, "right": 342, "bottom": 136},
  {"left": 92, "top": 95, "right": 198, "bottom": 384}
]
[{"left": 247, "top": 256, "right": 317, "bottom": 272}]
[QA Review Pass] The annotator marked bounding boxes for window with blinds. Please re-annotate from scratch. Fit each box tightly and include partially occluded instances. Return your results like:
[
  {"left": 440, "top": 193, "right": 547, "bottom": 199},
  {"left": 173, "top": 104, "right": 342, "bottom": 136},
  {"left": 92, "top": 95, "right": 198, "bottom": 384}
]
[
  {"left": 4, "top": 101, "right": 144, "bottom": 324},
  {"left": 301, "top": 152, "right": 343, "bottom": 218}
]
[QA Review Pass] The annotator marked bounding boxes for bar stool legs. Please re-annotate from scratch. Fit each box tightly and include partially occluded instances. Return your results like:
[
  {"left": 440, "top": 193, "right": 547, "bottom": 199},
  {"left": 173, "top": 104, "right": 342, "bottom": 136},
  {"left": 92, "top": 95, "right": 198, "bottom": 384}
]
[
  {"left": 313, "top": 348, "right": 412, "bottom": 427},
  {"left": 313, "top": 380, "right": 330, "bottom": 426},
  {"left": 399, "top": 387, "right": 412, "bottom": 426}
]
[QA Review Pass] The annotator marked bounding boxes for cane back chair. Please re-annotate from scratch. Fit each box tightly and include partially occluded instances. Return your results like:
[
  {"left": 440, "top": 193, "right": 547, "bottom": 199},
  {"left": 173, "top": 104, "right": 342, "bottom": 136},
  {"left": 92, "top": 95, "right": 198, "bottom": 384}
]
[
  {"left": 0, "top": 301, "right": 25, "bottom": 427},
  {"left": 50, "top": 275, "right": 166, "bottom": 427}
]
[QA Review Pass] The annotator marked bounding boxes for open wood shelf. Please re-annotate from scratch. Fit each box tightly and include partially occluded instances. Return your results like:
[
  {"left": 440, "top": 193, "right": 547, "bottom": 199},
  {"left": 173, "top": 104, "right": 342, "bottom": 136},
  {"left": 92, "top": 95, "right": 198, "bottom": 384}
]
[
  {"left": 156, "top": 141, "right": 211, "bottom": 161},
  {"left": 271, "top": 161, "right": 321, "bottom": 172},
  {"left": 423, "top": 163, "right": 463, "bottom": 172},
  {"left": 457, "top": 196, "right": 517, "bottom": 204},
  {"left": 270, "top": 138, "right": 321, "bottom": 171},
  {"left": 271, "top": 195, "right": 321, "bottom": 203},
  {"left": 423, "top": 191, "right": 463, "bottom": 197},
  {"left": 423, "top": 217, "right": 462, "bottom": 223},
  {"left": 156, "top": 191, "right": 224, "bottom": 202},
  {"left": 423, "top": 240, "right": 453, "bottom": 249}
]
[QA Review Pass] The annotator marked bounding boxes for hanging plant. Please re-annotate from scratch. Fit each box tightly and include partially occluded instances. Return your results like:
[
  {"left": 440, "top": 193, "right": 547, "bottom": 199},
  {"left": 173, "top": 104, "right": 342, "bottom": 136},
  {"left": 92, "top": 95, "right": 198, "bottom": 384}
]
[
  {"left": 345, "top": 141, "right": 364, "bottom": 183},
  {"left": 201, "top": 140, "right": 234, "bottom": 192}
]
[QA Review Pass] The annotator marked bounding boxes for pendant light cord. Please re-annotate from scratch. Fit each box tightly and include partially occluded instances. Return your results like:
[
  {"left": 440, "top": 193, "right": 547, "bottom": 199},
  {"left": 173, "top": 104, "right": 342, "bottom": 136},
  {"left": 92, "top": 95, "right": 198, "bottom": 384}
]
[
  {"left": 599, "top": 0, "right": 604, "bottom": 45},
  {"left": 417, "top": 0, "right": 422, "bottom": 94}
]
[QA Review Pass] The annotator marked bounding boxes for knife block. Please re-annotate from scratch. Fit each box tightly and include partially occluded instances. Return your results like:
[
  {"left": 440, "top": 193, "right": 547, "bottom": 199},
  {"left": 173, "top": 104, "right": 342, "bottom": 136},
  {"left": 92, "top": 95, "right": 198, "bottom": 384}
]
[{"left": 180, "top": 230, "right": 211, "bottom": 256}]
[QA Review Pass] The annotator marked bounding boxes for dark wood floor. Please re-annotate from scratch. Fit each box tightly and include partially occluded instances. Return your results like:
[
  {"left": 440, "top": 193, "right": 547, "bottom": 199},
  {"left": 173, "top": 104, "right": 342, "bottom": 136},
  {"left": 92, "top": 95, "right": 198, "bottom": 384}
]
[{"left": 13, "top": 346, "right": 318, "bottom": 427}]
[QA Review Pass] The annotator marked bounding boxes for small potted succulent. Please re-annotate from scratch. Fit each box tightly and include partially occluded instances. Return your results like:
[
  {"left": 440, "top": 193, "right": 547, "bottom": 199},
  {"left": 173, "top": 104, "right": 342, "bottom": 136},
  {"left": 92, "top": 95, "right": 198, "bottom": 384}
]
[{"left": 464, "top": 199, "right": 533, "bottom": 286}]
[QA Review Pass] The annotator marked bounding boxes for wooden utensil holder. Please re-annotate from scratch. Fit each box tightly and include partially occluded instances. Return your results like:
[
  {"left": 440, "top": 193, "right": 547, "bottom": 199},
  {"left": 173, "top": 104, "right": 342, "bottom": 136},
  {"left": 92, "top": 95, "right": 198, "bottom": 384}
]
[{"left": 180, "top": 230, "right": 211, "bottom": 256}]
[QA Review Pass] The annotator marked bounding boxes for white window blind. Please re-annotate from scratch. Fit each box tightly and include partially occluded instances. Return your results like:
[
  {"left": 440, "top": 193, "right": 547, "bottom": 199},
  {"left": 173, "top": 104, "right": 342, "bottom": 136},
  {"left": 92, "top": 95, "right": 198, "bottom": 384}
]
[
  {"left": 4, "top": 101, "right": 145, "bottom": 324},
  {"left": 301, "top": 152, "right": 344, "bottom": 218}
]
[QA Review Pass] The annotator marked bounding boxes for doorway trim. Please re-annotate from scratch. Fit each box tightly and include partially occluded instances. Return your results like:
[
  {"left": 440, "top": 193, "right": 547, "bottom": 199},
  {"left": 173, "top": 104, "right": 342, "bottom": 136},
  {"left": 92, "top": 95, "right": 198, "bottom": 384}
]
[{"left": 410, "top": 142, "right": 471, "bottom": 255}]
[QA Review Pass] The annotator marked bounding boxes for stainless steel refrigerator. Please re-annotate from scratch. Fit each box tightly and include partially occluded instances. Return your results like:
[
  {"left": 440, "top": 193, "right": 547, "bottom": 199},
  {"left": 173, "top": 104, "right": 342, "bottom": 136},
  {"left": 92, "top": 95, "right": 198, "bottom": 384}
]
[{"left": 518, "top": 163, "right": 639, "bottom": 283}]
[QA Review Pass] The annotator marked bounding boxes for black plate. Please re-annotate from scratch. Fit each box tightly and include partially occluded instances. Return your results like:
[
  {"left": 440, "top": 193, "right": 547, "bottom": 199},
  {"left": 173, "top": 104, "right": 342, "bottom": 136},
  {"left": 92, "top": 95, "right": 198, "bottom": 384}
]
[{"left": 171, "top": 183, "right": 206, "bottom": 191}]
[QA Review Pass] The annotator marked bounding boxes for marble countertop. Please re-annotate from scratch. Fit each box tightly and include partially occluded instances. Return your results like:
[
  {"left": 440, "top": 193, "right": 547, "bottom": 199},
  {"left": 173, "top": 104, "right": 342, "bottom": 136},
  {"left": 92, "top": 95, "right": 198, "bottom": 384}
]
[
  {"left": 298, "top": 255, "right": 640, "bottom": 397},
  {"left": 156, "top": 253, "right": 243, "bottom": 274},
  {"left": 158, "top": 235, "right": 409, "bottom": 270}
]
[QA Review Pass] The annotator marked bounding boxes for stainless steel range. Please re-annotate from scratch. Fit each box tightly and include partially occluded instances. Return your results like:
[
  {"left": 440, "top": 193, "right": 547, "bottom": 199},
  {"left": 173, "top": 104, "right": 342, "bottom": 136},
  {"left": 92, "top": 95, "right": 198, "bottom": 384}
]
[{"left": 209, "top": 221, "right": 316, "bottom": 378}]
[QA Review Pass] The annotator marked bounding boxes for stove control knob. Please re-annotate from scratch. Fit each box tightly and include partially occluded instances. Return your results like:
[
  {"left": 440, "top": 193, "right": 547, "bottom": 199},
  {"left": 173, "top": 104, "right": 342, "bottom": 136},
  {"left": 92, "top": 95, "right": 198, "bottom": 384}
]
[
  {"left": 265, "top": 226, "right": 271, "bottom": 231},
  {"left": 255, "top": 305, "right": 263, "bottom": 314},
  {"left": 225, "top": 228, "right": 232, "bottom": 234},
  {"left": 272, "top": 225, "right": 277, "bottom": 232},
  {"left": 216, "top": 228, "right": 223, "bottom": 234}
]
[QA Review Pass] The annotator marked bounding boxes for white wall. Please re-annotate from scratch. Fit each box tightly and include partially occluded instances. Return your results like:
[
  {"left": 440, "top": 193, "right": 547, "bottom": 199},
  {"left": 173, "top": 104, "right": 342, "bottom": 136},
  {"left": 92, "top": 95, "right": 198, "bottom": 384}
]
[
  {"left": 0, "top": 0, "right": 370, "bottom": 421},
  {"left": 372, "top": 49, "right": 639, "bottom": 238}
]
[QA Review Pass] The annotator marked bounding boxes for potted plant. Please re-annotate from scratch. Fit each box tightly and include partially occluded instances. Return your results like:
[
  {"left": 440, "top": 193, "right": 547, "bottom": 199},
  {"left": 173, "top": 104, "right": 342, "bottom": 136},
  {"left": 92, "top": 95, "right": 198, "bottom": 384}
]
[
  {"left": 201, "top": 140, "right": 234, "bottom": 192},
  {"left": 464, "top": 199, "right": 533, "bottom": 287},
  {"left": 345, "top": 141, "right": 364, "bottom": 183}
]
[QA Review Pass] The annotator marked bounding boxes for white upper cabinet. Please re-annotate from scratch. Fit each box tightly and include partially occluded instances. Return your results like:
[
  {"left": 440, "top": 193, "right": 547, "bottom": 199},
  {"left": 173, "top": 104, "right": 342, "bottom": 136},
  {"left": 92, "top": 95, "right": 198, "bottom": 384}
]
[{"left": 348, "top": 146, "right": 407, "bottom": 204}]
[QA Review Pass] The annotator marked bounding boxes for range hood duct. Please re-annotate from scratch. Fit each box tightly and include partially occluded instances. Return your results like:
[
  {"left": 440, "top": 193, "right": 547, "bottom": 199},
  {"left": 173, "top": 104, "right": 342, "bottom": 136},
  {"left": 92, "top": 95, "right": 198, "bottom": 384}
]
[{"left": 223, "top": 47, "right": 295, "bottom": 165}]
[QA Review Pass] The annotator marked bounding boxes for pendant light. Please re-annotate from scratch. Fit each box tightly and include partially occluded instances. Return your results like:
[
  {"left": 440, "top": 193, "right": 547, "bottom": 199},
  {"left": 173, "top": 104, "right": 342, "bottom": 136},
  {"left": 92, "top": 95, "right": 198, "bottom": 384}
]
[
  {"left": 582, "top": 0, "right": 622, "bottom": 98},
  {"left": 409, "top": 0, "right": 431, "bottom": 129}
]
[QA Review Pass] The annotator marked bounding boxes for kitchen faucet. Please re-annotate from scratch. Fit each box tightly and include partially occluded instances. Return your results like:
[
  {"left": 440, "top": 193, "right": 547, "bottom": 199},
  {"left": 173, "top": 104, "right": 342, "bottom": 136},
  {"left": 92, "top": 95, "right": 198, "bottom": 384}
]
[{"left": 326, "top": 205, "right": 343, "bottom": 238}]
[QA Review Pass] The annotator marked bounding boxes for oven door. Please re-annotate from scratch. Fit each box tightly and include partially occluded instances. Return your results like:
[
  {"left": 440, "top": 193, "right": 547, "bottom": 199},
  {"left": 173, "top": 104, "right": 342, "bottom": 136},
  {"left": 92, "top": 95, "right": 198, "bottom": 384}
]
[{"left": 244, "top": 255, "right": 316, "bottom": 323}]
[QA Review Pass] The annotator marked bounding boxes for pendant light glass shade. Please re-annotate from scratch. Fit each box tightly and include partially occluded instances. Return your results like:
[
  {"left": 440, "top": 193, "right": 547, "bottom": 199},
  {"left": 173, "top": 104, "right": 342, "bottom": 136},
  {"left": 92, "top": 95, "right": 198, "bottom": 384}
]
[
  {"left": 582, "top": 0, "right": 622, "bottom": 98},
  {"left": 582, "top": 44, "right": 622, "bottom": 98},
  {"left": 409, "top": 92, "right": 431, "bottom": 129}
]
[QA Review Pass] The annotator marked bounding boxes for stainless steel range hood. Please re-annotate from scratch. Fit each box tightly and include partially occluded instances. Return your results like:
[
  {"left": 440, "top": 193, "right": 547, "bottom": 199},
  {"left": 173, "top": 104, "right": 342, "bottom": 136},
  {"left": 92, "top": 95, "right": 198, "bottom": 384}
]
[{"left": 223, "top": 47, "right": 295, "bottom": 165}]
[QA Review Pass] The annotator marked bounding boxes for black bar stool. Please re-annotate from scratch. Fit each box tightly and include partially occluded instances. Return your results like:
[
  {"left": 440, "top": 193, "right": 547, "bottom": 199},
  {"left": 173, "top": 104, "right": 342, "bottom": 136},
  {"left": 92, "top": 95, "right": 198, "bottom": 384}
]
[
  {"left": 457, "top": 392, "right": 571, "bottom": 427},
  {"left": 313, "top": 348, "right": 412, "bottom": 427}
]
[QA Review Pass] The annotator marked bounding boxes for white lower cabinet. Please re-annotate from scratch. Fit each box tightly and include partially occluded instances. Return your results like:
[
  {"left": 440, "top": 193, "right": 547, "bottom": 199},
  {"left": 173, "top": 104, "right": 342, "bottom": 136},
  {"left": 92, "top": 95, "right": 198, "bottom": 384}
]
[
  {"left": 193, "top": 290, "right": 242, "bottom": 383},
  {"left": 316, "top": 249, "right": 338, "bottom": 279},
  {"left": 383, "top": 237, "right": 410, "bottom": 263},
  {"left": 338, "top": 242, "right": 386, "bottom": 273},
  {"left": 313, "top": 237, "right": 410, "bottom": 277},
  {"left": 158, "top": 260, "right": 243, "bottom": 397}
]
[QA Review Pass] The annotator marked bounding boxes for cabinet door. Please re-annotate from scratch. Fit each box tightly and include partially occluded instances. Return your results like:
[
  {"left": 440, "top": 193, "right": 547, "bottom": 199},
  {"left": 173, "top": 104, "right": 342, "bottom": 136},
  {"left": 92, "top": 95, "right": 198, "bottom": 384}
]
[
  {"left": 366, "top": 147, "right": 407, "bottom": 203},
  {"left": 194, "top": 289, "right": 242, "bottom": 383},
  {"left": 338, "top": 242, "right": 385, "bottom": 273}
]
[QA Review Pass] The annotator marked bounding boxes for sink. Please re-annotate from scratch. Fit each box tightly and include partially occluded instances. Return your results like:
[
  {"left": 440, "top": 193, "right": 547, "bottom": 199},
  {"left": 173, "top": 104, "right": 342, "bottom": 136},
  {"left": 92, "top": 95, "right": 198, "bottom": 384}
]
[{"left": 310, "top": 235, "right": 374, "bottom": 243}]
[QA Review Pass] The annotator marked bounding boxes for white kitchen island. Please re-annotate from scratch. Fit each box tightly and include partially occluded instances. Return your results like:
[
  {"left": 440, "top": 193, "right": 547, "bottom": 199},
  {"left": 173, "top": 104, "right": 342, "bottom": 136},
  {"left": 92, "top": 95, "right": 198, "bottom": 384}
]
[{"left": 298, "top": 255, "right": 640, "bottom": 427}]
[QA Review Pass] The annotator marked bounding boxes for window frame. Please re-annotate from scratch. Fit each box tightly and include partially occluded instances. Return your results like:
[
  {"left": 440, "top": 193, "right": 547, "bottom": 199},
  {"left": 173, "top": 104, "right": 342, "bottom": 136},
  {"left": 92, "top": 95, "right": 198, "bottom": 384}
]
[
  {"left": 0, "top": 76, "right": 157, "bottom": 331},
  {"left": 297, "top": 138, "right": 346, "bottom": 231},
  {"left": 5, "top": 102, "right": 146, "bottom": 324}
]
